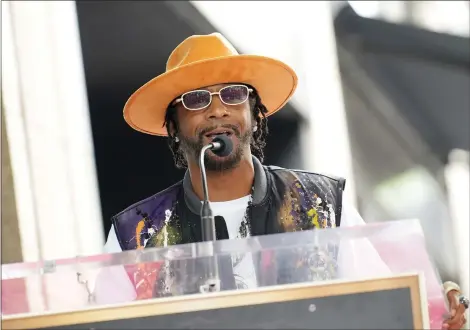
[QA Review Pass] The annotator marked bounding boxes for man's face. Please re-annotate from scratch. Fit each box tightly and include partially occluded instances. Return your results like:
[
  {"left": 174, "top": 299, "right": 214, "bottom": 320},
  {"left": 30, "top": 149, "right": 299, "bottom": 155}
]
[{"left": 173, "top": 83, "right": 254, "bottom": 171}]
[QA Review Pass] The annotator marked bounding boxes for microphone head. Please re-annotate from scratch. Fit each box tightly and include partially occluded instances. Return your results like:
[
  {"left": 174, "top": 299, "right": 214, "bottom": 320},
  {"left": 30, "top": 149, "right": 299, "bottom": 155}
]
[{"left": 211, "top": 135, "right": 233, "bottom": 157}]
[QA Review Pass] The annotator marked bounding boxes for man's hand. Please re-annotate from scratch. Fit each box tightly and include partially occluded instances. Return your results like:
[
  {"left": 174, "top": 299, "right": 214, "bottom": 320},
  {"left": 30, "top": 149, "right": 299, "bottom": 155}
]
[{"left": 443, "top": 290, "right": 467, "bottom": 329}]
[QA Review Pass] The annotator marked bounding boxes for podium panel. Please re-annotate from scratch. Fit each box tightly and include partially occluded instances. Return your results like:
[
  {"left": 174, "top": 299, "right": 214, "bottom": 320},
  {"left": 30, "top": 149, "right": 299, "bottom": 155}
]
[
  {"left": 2, "top": 219, "right": 448, "bottom": 329},
  {"left": 3, "top": 274, "right": 426, "bottom": 329}
]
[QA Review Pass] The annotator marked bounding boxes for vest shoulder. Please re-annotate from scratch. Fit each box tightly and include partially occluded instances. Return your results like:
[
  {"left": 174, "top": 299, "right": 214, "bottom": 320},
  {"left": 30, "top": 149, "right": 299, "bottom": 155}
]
[
  {"left": 113, "top": 181, "right": 182, "bottom": 219},
  {"left": 264, "top": 165, "right": 346, "bottom": 190},
  {"left": 111, "top": 181, "right": 183, "bottom": 250}
]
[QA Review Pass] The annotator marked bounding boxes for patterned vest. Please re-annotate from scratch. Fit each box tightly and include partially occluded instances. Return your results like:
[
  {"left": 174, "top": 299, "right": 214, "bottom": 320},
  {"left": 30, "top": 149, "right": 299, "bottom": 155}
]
[{"left": 112, "top": 157, "right": 346, "bottom": 299}]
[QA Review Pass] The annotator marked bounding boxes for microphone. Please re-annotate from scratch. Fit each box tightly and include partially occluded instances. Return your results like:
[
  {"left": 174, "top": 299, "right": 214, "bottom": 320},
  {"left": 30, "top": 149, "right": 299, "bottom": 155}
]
[
  {"left": 199, "top": 135, "right": 233, "bottom": 242},
  {"left": 210, "top": 134, "right": 233, "bottom": 157}
]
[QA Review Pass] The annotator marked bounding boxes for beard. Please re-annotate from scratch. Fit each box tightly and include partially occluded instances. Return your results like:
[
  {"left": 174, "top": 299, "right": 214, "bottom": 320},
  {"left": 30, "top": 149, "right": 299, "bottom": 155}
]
[{"left": 178, "top": 124, "right": 252, "bottom": 172}]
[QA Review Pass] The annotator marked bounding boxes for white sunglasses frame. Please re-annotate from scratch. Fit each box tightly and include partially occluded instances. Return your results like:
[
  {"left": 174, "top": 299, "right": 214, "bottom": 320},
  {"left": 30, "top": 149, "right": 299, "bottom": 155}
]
[{"left": 174, "top": 84, "right": 253, "bottom": 111}]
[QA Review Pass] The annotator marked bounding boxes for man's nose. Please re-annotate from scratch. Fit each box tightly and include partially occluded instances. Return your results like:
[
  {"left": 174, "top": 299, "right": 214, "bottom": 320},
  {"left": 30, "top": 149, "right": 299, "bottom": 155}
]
[{"left": 205, "top": 95, "right": 229, "bottom": 119}]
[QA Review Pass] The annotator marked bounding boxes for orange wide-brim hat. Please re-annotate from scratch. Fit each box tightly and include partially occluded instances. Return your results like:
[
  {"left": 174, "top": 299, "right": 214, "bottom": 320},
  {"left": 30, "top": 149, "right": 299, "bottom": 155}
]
[{"left": 123, "top": 33, "right": 298, "bottom": 136}]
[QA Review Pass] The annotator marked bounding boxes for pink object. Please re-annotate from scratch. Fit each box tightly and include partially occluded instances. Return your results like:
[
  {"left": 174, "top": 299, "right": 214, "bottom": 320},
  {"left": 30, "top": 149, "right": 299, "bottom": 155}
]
[
  {"left": 370, "top": 232, "right": 448, "bottom": 329},
  {"left": 2, "top": 278, "right": 28, "bottom": 315}
]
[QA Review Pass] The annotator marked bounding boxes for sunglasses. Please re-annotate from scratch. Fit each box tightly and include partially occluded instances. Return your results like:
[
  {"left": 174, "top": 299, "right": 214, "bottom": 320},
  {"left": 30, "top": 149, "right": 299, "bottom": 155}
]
[{"left": 174, "top": 84, "right": 253, "bottom": 111}]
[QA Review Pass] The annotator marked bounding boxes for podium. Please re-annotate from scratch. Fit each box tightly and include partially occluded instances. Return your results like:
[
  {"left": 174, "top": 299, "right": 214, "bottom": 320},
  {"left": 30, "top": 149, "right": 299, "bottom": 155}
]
[{"left": 2, "top": 219, "right": 448, "bottom": 329}]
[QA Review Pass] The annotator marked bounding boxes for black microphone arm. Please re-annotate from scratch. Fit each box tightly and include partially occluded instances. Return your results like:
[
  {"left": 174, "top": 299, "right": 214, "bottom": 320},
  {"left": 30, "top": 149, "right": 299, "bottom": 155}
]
[
  {"left": 197, "top": 134, "right": 233, "bottom": 293},
  {"left": 199, "top": 134, "right": 232, "bottom": 242},
  {"left": 199, "top": 143, "right": 216, "bottom": 242}
]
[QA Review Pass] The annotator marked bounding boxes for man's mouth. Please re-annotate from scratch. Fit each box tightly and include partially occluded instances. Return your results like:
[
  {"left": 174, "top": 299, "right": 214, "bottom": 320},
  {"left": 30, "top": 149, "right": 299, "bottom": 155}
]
[{"left": 204, "top": 128, "right": 234, "bottom": 139}]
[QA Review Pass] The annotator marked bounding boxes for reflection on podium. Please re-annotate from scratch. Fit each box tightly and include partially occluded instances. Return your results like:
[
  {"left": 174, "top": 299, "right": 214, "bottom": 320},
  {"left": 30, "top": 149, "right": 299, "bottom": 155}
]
[{"left": 2, "top": 219, "right": 448, "bottom": 329}]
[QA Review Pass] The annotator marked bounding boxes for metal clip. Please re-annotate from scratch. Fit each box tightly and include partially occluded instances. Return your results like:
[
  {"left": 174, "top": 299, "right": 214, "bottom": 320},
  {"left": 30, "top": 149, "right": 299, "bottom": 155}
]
[
  {"left": 77, "top": 272, "right": 96, "bottom": 304},
  {"left": 199, "top": 278, "right": 221, "bottom": 294},
  {"left": 42, "top": 260, "right": 56, "bottom": 274}
]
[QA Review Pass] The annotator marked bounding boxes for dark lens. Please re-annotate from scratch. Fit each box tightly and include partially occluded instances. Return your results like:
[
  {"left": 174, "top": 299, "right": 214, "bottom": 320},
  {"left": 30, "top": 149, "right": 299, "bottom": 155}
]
[
  {"left": 220, "top": 85, "right": 248, "bottom": 105},
  {"left": 182, "top": 90, "right": 211, "bottom": 110}
]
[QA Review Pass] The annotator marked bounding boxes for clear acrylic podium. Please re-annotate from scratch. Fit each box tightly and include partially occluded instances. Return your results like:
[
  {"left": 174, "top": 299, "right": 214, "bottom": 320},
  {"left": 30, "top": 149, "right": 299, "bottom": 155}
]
[{"left": 2, "top": 219, "right": 448, "bottom": 329}]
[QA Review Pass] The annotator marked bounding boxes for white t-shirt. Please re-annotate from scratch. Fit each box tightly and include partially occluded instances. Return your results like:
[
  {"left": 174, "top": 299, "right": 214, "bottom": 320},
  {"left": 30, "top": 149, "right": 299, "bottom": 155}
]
[
  {"left": 211, "top": 196, "right": 257, "bottom": 289},
  {"left": 97, "top": 200, "right": 389, "bottom": 304}
]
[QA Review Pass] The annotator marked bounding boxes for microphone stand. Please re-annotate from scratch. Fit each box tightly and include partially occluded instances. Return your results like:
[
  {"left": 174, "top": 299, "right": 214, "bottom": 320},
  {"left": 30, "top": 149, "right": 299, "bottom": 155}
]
[
  {"left": 198, "top": 144, "right": 221, "bottom": 293},
  {"left": 199, "top": 144, "right": 217, "bottom": 242}
]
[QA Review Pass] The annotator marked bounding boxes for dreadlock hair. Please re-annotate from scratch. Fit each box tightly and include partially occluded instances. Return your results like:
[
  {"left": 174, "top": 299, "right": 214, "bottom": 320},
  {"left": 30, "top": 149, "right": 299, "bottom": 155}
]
[{"left": 164, "top": 85, "right": 269, "bottom": 169}]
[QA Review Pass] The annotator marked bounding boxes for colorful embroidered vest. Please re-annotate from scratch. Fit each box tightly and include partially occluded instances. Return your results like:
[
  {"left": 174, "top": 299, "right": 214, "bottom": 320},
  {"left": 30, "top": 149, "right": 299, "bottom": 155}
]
[{"left": 112, "top": 157, "right": 345, "bottom": 299}]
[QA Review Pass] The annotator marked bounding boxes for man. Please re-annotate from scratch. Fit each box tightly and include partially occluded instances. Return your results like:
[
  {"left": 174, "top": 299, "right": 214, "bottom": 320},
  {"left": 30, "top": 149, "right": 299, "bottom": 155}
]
[{"left": 102, "top": 33, "right": 467, "bottom": 329}]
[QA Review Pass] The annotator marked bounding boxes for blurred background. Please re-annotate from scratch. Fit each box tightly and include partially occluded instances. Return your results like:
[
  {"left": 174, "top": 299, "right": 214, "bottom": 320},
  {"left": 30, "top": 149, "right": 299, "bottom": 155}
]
[{"left": 2, "top": 0, "right": 469, "bottom": 297}]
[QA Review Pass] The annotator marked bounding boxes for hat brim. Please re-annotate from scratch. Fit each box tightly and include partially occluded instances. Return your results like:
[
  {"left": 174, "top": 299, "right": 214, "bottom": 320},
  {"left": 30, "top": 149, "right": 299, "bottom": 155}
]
[{"left": 123, "top": 55, "right": 298, "bottom": 136}]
